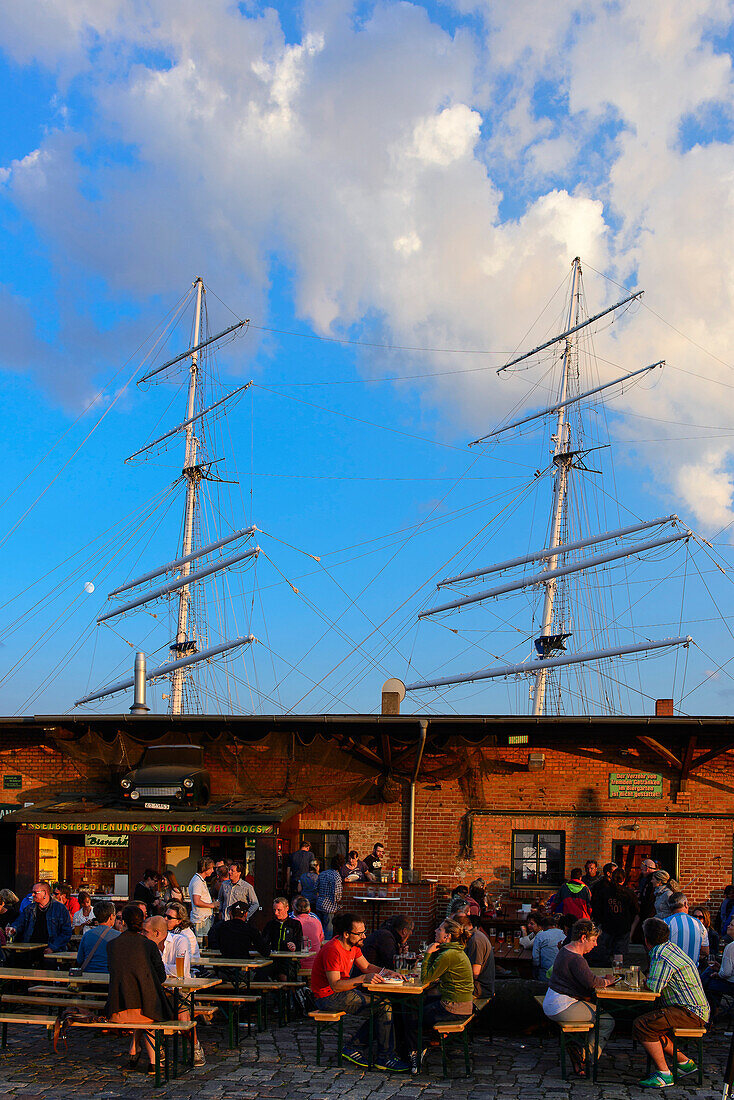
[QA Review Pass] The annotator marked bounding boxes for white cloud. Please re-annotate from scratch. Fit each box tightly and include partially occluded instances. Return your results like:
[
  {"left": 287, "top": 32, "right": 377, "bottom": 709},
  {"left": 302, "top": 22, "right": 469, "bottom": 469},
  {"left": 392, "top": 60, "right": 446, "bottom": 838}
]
[{"left": 0, "top": 0, "right": 733, "bottom": 525}]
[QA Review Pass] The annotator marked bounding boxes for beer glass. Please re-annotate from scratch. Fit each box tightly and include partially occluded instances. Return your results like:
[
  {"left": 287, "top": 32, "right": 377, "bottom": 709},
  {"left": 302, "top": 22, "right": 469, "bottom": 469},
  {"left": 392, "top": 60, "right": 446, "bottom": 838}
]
[{"left": 176, "top": 952, "right": 186, "bottom": 980}]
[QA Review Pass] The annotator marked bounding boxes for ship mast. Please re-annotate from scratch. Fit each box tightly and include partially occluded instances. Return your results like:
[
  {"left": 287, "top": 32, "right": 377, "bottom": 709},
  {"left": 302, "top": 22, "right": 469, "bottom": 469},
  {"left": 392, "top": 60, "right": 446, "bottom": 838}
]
[
  {"left": 170, "top": 276, "right": 204, "bottom": 714},
  {"left": 532, "top": 256, "right": 581, "bottom": 715}
]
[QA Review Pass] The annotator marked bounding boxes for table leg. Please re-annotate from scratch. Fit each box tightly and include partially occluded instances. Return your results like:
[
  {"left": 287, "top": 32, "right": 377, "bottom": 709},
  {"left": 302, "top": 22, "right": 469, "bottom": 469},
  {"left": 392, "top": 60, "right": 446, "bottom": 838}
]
[
  {"left": 592, "top": 1006, "right": 600, "bottom": 1082},
  {"left": 368, "top": 989, "right": 375, "bottom": 1069},
  {"left": 417, "top": 994, "right": 424, "bottom": 1069},
  {"left": 154, "top": 1030, "right": 162, "bottom": 1088}
]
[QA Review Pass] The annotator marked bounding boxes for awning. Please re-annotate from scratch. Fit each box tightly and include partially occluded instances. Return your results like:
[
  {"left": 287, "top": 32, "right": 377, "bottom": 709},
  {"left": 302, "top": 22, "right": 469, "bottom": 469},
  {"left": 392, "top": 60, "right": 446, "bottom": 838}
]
[{"left": 2, "top": 798, "right": 301, "bottom": 835}]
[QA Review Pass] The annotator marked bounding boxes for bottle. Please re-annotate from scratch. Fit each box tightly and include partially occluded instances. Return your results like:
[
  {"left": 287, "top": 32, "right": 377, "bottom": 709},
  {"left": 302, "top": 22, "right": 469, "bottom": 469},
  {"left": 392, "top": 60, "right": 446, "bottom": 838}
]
[{"left": 397, "top": 866, "right": 403, "bottom": 884}]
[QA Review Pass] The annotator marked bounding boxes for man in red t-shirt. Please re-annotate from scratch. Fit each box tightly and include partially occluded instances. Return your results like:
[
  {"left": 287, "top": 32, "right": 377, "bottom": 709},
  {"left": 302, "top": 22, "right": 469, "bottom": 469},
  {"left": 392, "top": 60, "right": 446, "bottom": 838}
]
[{"left": 311, "top": 911, "right": 408, "bottom": 1072}]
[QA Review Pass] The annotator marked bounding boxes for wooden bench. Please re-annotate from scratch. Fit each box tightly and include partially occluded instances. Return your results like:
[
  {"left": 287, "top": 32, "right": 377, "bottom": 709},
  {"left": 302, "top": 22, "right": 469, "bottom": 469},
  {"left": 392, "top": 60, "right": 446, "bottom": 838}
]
[
  {"left": 2, "top": 994, "right": 106, "bottom": 1014},
  {"left": 433, "top": 1014, "right": 473, "bottom": 1078},
  {"left": 197, "top": 993, "right": 263, "bottom": 1046},
  {"left": 0, "top": 1012, "right": 196, "bottom": 1088},
  {"left": 534, "top": 995, "right": 592, "bottom": 1080},
  {"left": 308, "top": 1010, "right": 345, "bottom": 1066},
  {"left": 644, "top": 1026, "right": 706, "bottom": 1086}
]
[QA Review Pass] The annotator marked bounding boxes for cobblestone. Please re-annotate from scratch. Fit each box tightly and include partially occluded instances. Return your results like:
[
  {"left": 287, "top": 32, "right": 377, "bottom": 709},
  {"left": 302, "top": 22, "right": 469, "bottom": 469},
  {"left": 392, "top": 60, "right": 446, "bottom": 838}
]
[{"left": 0, "top": 1015, "right": 730, "bottom": 1098}]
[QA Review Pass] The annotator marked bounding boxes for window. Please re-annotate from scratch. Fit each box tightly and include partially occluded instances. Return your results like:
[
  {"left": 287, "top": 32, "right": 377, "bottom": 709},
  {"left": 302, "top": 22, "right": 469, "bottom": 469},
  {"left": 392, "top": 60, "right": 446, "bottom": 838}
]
[
  {"left": 299, "top": 829, "right": 348, "bottom": 870},
  {"left": 512, "top": 830, "right": 565, "bottom": 887}
]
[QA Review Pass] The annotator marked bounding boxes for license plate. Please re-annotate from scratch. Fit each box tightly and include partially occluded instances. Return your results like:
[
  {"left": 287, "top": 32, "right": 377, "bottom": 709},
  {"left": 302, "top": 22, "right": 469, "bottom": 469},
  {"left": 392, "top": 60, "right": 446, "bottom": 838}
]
[{"left": 144, "top": 802, "right": 170, "bottom": 810}]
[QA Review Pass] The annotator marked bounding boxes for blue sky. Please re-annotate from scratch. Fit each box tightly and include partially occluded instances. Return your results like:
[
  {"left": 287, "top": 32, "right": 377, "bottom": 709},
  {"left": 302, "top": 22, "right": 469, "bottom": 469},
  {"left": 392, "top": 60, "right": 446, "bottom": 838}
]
[{"left": 1, "top": 0, "right": 734, "bottom": 717}]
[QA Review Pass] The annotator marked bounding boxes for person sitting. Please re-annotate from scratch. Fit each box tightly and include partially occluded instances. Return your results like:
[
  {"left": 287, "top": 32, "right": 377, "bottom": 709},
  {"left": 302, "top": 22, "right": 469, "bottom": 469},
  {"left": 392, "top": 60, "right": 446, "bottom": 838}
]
[
  {"left": 340, "top": 850, "right": 372, "bottom": 883},
  {"left": 519, "top": 913, "right": 541, "bottom": 949},
  {"left": 264, "top": 897, "right": 303, "bottom": 953},
  {"left": 542, "top": 919, "right": 616, "bottom": 1077},
  {"left": 163, "top": 901, "right": 201, "bottom": 968},
  {"left": 469, "top": 878, "right": 488, "bottom": 916},
  {"left": 716, "top": 884, "right": 734, "bottom": 936},
  {"left": 298, "top": 859, "right": 320, "bottom": 905},
  {"left": 292, "top": 896, "right": 324, "bottom": 969},
  {"left": 218, "top": 900, "right": 270, "bottom": 958},
  {"left": 446, "top": 884, "right": 470, "bottom": 917},
  {"left": 665, "top": 892, "right": 706, "bottom": 965},
  {"left": 702, "top": 916, "right": 734, "bottom": 1008},
  {"left": 73, "top": 891, "right": 95, "bottom": 929},
  {"left": 552, "top": 868, "right": 593, "bottom": 921},
  {"left": 409, "top": 918, "right": 474, "bottom": 1071},
  {"left": 691, "top": 905, "right": 719, "bottom": 968},
  {"left": 133, "top": 869, "right": 159, "bottom": 915},
  {"left": 363, "top": 914, "right": 414, "bottom": 970},
  {"left": 310, "top": 911, "right": 407, "bottom": 1072},
  {"left": 0, "top": 889, "right": 20, "bottom": 930},
  {"left": 106, "top": 904, "right": 173, "bottom": 1074},
  {"left": 634, "top": 916, "right": 710, "bottom": 1087},
  {"left": 8, "top": 881, "right": 72, "bottom": 954},
  {"left": 218, "top": 860, "right": 259, "bottom": 922},
  {"left": 455, "top": 913, "right": 494, "bottom": 1000},
  {"left": 143, "top": 914, "right": 206, "bottom": 1068},
  {"left": 76, "top": 901, "right": 119, "bottom": 972},
  {"left": 532, "top": 914, "right": 565, "bottom": 980},
  {"left": 53, "top": 882, "right": 80, "bottom": 918}
]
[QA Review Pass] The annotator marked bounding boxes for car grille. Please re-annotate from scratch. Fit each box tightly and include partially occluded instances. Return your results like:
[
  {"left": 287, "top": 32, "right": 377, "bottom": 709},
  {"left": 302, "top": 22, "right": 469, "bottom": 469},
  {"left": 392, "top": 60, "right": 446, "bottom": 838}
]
[{"left": 135, "top": 786, "right": 179, "bottom": 797}]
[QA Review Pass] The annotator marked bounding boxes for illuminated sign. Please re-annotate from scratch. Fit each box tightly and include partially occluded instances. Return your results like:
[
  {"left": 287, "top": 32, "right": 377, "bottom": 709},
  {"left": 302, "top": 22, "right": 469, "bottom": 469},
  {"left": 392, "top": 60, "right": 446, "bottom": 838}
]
[{"left": 26, "top": 821, "right": 275, "bottom": 835}]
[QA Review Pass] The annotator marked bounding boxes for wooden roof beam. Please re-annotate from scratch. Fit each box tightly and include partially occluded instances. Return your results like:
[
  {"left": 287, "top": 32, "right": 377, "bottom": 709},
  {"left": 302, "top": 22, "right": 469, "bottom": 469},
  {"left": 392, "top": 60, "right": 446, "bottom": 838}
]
[
  {"left": 686, "top": 740, "right": 734, "bottom": 772},
  {"left": 636, "top": 735, "right": 682, "bottom": 771}
]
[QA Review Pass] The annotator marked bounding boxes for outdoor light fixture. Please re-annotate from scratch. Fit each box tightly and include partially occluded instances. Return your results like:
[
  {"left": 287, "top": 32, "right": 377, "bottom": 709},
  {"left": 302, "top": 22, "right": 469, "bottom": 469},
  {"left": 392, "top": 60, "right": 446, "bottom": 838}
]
[{"left": 528, "top": 753, "right": 545, "bottom": 770}]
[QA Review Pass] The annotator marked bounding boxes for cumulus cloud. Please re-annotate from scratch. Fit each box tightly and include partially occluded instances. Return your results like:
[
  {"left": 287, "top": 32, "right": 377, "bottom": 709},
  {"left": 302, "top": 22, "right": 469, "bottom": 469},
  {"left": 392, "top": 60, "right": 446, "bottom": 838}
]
[{"left": 0, "top": 0, "right": 733, "bottom": 525}]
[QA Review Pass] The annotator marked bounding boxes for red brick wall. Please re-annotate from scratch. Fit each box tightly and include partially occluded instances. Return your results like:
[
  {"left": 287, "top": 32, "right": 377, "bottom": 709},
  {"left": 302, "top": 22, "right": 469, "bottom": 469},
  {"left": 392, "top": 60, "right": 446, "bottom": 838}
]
[
  {"left": 340, "top": 881, "right": 438, "bottom": 944},
  {"left": 3, "top": 729, "right": 734, "bottom": 919}
]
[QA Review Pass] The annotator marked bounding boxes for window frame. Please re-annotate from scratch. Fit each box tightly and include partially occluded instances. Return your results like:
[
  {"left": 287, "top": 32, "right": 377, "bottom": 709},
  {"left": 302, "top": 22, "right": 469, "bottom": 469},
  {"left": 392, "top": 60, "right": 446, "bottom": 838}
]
[
  {"left": 511, "top": 829, "right": 566, "bottom": 888},
  {"left": 298, "top": 829, "right": 349, "bottom": 870}
]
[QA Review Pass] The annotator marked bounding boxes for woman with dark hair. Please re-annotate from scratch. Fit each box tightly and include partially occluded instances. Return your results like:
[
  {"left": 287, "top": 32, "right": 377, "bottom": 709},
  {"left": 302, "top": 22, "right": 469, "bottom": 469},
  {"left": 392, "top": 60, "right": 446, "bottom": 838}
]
[
  {"left": 363, "top": 914, "right": 414, "bottom": 969},
  {"left": 158, "top": 869, "right": 183, "bottom": 907},
  {"left": 469, "top": 878, "right": 488, "bottom": 916},
  {"left": 692, "top": 904, "right": 719, "bottom": 967},
  {"left": 542, "top": 919, "right": 616, "bottom": 1076},
  {"left": 106, "top": 903, "right": 173, "bottom": 1073}
]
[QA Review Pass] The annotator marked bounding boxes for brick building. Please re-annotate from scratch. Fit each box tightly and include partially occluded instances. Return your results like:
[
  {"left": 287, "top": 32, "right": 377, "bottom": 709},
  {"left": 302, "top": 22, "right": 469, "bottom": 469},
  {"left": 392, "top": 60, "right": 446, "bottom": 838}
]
[{"left": 0, "top": 708, "right": 732, "bottom": 938}]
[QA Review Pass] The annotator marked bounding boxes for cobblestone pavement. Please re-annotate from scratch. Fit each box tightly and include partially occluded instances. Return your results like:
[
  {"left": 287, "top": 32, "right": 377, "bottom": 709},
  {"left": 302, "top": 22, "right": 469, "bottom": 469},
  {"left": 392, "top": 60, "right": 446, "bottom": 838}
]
[{"left": 0, "top": 1014, "right": 729, "bottom": 1099}]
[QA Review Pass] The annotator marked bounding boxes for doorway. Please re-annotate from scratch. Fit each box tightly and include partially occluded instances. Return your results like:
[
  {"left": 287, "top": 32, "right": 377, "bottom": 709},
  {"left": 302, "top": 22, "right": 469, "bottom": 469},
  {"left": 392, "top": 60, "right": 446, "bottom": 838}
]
[{"left": 612, "top": 841, "right": 679, "bottom": 888}]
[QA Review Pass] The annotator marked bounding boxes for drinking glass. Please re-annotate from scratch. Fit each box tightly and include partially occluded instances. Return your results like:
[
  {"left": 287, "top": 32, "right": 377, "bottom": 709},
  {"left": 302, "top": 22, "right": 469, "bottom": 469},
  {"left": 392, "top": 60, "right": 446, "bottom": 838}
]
[
  {"left": 498, "top": 930, "right": 505, "bottom": 944},
  {"left": 175, "top": 953, "right": 186, "bottom": 980},
  {"left": 489, "top": 927, "right": 497, "bottom": 945}
]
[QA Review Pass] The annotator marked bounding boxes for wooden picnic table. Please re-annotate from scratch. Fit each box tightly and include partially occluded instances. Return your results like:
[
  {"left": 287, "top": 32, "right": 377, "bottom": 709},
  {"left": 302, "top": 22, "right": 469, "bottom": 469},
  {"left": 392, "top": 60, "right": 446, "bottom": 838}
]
[
  {"left": 0, "top": 967, "right": 220, "bottom": 1017},
  {"left": 492, "top": 942, "right": 533, "bottom": 978},
  {"left": 591, "top": 967, "right": 657, "bottom": 1082},
  {"left": 363, "top": 976, "right": 431, "bottom": 1070}
]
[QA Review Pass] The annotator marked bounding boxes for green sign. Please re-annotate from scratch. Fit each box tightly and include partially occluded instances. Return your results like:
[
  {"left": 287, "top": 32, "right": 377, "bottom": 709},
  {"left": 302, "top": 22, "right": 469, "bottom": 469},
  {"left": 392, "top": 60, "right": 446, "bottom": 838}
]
[
  {"left": 2, "top": 775, "right": 22, "bottom": 790},
  {"left": 86, "top": 834, "right": 128, "bottom": 848},
  {"left": 609, "top": 772, "right": 663, "bottom": 799}
]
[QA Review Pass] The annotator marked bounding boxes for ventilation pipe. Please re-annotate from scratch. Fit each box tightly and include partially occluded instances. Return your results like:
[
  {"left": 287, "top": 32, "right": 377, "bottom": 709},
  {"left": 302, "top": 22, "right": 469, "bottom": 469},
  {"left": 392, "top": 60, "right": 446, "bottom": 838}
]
[
  {"left": 381, "top": 677, "right": 405, "bottom": 715},
  {"left": 407, "top": 719, "right": 427, "bottom": 876},
  {"left": 129, "top": 652, "right": 150, "bottom": 715}
]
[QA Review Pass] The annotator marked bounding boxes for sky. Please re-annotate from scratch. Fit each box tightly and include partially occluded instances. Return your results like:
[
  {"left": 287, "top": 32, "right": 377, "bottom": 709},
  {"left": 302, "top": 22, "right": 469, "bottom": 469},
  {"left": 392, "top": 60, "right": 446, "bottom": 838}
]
[{"left": 1, "top": 0, "right": 734, "bottom": 718}]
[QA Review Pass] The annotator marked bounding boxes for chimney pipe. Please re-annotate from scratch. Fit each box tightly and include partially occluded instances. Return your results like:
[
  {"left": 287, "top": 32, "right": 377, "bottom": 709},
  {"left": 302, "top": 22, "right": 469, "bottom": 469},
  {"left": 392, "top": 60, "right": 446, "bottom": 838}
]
[
  {"left": 130, "top": 652, "right": 150, "bottom": 714},
  {"left": 381, "top": 677, "right": 406, "bottom": 715}
]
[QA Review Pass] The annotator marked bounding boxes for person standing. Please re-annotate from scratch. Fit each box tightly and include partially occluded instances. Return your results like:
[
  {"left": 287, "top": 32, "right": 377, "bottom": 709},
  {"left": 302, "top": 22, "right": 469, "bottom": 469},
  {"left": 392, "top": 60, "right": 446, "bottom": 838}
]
[
  {"left": 287, "top": 840, "right": 314, "bottom": 898},
  {"left": 552, "top": 869, "right": 593, "bottom": 920},
  {"left": 340, "top": 851, "right": 372, "bottom": 883},
  {"left": 652, "top": 871, "right": 679, "bottom": 918},
  {"left": 634, "top": 917, "right": 709, "bottom": 1087},
  {"left": 188, "top": 858, "right": 218, "bottom": 937},
  {"left": 315, "top": 855, "right": 343, "bottom": 938},
  {"left": 218, "top": 861, "right": 259, "bottom": 921},
  {"left": 299, "top": 859, "right": 320, "bottom": 905},
  {"left": 364, "top": 844, "right": 385, "bottom": 877},
  {"left": 582, "top": 860, "right": 601, "bottom": 890},
  {"left": 133, "top": 869, "right": 159, "bottom": 915},
  {"left": 8, "top": 881, "right": 72, "bottom": 954},
  {"left": 638, "top": 858, "right": 659, "bottom": 921},
  {"left": 596, "top": 869, "right": 640, "bottom": 961}
]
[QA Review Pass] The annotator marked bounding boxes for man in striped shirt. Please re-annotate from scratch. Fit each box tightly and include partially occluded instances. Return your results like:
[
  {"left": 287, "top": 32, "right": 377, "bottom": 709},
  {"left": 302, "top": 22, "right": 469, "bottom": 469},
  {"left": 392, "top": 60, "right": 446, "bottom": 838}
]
[
  {"left": 634, "top": 918, "right": 709, "bottom": 1088},
  {"left": 665, "top": 893, "right": 708, "bottom": 965}
]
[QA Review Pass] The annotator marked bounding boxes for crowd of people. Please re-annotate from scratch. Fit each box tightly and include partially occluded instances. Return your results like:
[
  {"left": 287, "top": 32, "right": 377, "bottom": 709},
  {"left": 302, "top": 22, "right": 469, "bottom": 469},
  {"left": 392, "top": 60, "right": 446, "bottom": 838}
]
[{"left": 1, "top": 847, "right": 733, "bottom": 1082}]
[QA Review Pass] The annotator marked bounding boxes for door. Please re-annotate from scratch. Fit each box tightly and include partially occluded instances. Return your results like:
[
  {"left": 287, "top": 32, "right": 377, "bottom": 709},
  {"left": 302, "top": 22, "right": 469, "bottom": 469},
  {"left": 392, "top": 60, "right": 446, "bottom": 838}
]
[{"left": 612, "top": 841, "right": 679, "bottom": 889}]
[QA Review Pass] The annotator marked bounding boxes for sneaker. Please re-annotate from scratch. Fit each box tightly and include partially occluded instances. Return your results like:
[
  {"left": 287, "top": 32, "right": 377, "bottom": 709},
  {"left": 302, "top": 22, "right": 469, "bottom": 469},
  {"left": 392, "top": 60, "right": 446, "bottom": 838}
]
[
  {"left": 677, "top": 1059, "right": 697, "bottom": 1077},
  {"left": 375, "top": 1054, "right": 410, "bottom": 1073},
  {"left": 639, "top": 1071, "right": 673, "bottom": 1088},
  {"left": 193, "top": 1042, "right": 206, "bottom": 1067},
  {"left": 409, "top": 1049, "right": 429, "bottom": 1075},
  {"left": 342, "top": 1047, "right": 369, "bottom": 1068}
]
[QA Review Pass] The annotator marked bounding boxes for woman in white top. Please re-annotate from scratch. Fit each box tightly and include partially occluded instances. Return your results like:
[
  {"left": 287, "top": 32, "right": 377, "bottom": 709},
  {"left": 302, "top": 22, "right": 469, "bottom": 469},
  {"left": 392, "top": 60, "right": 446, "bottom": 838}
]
[
  {"left": 163, "top": 901, "right": 201, "bottom": 964},
  {"left": 72, "top": 891, "right": 95, "bottom": 928}
]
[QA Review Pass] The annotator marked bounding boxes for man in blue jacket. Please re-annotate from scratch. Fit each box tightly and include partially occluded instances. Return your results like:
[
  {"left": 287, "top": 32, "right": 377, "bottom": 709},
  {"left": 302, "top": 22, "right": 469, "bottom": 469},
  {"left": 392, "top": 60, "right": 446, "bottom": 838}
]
[{"left": 8, "top": 881, "right": 72, "bottom": 953}]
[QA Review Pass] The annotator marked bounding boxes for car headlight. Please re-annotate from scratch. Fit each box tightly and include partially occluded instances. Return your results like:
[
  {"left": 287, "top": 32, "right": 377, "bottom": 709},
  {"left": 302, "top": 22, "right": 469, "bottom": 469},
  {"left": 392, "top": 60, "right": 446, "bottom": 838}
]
[
  {"left": 121, "top": 778, "right": 131, "bottom": 789},
  {"left": 130, "top": 790, "right": 140, "bottom": 800},
  {"left": 183, "top": 778, "right": 194, "bottom": 789}
]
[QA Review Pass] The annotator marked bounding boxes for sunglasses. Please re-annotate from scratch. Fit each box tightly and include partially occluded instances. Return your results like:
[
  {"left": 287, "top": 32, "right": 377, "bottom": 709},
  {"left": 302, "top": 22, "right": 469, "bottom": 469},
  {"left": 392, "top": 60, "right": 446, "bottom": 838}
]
[{"left": 165, "top": 914, "right": 179, "bottom": 920}]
